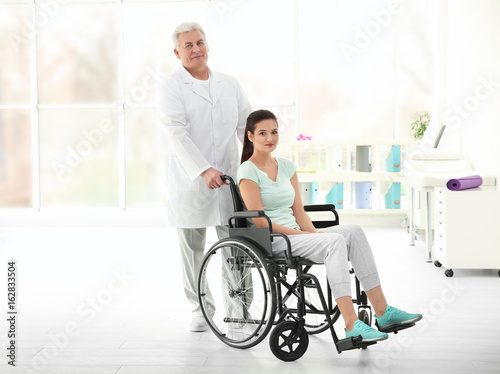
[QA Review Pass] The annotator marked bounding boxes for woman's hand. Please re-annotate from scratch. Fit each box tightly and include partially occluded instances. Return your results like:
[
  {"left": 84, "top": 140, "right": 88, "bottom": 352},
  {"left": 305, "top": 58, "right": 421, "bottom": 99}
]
[{"left": 298, "top": 228, "right": 323, "bottom": 234}]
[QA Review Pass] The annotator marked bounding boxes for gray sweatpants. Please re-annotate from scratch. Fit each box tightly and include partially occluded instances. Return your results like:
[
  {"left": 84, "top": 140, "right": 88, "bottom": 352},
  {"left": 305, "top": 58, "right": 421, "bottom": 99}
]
[
  {"left": 177, "top": 226, "right": 229, "bottom": 317},
  {"left": 271, "top": 224, "right": 381, "bottom": 300}
]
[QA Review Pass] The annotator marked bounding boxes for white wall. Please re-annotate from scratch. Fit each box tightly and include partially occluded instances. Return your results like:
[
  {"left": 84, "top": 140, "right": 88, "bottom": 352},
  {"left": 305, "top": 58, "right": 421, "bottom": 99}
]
[{"left": 445, "top": 0, "right": 500, "bottom": 183}]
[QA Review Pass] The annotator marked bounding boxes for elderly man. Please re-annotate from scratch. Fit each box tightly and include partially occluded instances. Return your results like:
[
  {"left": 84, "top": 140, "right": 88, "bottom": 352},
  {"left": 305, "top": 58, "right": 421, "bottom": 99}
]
[{"left": 157, "top": 21, "right": 252, "bottom": 331}]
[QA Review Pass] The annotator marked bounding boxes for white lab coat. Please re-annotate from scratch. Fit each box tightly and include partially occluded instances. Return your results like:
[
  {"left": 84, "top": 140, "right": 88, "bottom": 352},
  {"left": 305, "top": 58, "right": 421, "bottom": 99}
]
[{"left": 158, "top": 66, "right": 252, "bottom": 228}]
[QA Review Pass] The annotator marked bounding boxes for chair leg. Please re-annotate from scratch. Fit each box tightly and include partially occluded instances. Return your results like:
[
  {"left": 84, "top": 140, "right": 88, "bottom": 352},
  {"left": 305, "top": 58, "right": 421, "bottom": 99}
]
[{"left": 409, "top": 186, "right": 415, "bottom": 246}]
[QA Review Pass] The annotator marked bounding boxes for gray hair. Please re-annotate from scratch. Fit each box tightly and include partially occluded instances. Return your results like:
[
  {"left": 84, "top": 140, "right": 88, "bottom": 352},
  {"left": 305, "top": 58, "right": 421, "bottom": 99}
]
[{"left": 172, "top": 21, "right": 207, "bottom": 49}]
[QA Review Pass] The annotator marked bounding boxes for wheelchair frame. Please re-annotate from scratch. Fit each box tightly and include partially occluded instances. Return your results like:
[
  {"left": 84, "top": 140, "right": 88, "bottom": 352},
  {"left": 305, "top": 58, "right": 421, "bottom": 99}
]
[{"left": 197, "top": 175, "right": 376, "bottom": 361}]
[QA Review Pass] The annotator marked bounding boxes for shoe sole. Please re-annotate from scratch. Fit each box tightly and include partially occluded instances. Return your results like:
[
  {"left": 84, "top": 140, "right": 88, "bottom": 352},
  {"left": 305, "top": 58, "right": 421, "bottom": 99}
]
[
  {"left": 190, "top": 321, "right": 209, "bottom": 332},
  {"left": 346, "top": 333, "right": 389, "bottom": 343},
  {"left": 377, "top": 315, "right": 423, "bottom": 332},
  {"left": 362, "top": 335, "right": 389, "bottom": 343},
  {"left": 190, "top": 326, "right": 208, "bottom": 332}
]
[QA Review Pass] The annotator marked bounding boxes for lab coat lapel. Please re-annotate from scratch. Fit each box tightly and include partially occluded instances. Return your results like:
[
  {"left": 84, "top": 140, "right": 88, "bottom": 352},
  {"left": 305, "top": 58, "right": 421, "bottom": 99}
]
[
  {"left": 191, "top": 81, "right": 212, "bottom": 104},
  {"left": 179, "top": 66, "right": 212, "bottom": 104},
  {"left": 210, "top": 70, "right": 223, "bottom": 108}
]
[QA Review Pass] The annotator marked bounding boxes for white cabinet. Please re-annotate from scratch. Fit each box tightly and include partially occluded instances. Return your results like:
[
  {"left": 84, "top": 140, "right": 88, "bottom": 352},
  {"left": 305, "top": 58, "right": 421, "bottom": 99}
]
[{"left": 433, "top": 187, "right": 500, "bottom": 277}]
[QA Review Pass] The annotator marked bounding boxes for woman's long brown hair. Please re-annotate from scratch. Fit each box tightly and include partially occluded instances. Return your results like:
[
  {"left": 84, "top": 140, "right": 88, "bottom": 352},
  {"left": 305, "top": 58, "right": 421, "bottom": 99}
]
[{"left": 240, "top": 109, "right": 278, "bottom": 164}]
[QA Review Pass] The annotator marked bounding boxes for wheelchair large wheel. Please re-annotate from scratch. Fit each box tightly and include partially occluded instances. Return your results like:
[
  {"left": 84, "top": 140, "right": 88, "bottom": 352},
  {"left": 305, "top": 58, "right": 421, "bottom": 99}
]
[
  {"left": 282, "top": 265, "right": 339, "bottom": 335},
  {"left": 198, "top": 238, "right": 276, "bottom": 349},
  {"left": 269, "top": 321, "right": 309, "bottom": 361},
  {"left": 304, "top": 265, "right": 340, "bottom": 335}
]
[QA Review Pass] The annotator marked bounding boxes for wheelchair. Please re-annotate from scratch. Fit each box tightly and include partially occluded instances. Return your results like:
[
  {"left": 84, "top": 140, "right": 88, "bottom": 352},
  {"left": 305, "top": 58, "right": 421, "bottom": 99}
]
[{"left": 197, "top": 175, "right": 376, "bottom": 361}]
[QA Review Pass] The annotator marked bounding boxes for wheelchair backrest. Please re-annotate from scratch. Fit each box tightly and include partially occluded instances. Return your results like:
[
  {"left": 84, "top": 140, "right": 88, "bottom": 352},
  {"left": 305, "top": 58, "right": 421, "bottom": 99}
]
[
  {"left": 222, "top": 174, "right": 250, "bottom": 228},
  {"left": 226, "top": 176, "right": 246, "bottom": 213},
  {"left": 222, "top": 175, "right": 273, "bottom": 257}
]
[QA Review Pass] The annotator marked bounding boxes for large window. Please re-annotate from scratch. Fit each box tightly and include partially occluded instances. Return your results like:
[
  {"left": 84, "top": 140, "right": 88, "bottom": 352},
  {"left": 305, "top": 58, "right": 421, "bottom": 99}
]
[
  {"left": 0, "top": 4, "right": 32, "bottom": 207},
  {"left": 0, "top": 0, "right": 437, "bottom": 209}
]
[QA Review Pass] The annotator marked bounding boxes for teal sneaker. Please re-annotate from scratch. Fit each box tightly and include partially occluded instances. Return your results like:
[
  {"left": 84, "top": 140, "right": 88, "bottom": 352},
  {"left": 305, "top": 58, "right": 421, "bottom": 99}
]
[
  {"left": 375, "top": 305, "right": 423, "bottom": 332},
  {"left": 345, "top": 320, "right": 389, "bottom": 342}
]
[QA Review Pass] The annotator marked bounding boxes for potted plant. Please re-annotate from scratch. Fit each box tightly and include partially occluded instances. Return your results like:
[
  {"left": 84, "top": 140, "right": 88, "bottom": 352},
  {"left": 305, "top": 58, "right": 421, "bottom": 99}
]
[{"left": 410, "top": 112, "right": 430, "bottom": 143}]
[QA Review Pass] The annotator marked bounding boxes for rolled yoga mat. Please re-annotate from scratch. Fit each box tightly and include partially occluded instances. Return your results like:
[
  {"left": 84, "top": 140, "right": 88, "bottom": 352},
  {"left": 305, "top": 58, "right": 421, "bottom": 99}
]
[{"left": 446, "top": 175, "right": 483, "bottom": 191}]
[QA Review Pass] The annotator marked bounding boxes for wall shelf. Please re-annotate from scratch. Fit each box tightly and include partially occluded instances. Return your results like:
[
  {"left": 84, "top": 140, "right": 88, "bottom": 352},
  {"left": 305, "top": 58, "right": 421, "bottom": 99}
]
[
  {"left": 289, "top": 139, "right": 411, "bottom": 212},
  {"left": 297, "top": 171, "right": 405, "bottom": 183}
]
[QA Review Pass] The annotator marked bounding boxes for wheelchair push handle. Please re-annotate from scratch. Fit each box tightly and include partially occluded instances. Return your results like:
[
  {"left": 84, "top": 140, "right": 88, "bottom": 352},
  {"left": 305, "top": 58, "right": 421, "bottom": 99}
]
[
  {"left": 221, "top": 174, "right": 243, "bottom": 213},
  {"left": 221, "top": 174, "right": 234, "bottom": 185}
]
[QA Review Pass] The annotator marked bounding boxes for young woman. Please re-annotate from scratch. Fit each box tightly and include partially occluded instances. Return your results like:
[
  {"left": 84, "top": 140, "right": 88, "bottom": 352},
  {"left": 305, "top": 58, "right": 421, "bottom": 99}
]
[{"left": 236, "top": 109, "right": 422, "bottom": 342}]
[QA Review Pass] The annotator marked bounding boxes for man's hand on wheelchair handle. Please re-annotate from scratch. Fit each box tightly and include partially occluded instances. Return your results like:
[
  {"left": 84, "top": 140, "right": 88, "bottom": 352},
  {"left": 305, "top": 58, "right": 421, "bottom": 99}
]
[{"left": 201, "top": 167, "right": 228, "bottom": 190}]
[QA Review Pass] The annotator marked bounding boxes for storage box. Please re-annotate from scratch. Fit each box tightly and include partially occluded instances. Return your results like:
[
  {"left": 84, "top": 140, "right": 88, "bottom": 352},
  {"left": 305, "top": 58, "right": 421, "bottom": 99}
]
[
  {"left": 300, "top": 182, "right": 318, "bottom": 205},
  {"left": 331, "top": 146, "right": 343, "bottom": 171},
  {"left": 325, "top": 183, "right": 344, "bottom": 209},
  {"left": 354, "top": 182, "right": 372, "bottom": 209},
  {"left": 356, "top": 146, "right": 371, "bottom": 172},
  {"left": 385, "top": 182, "right": 401, "bottom": 209},
  {"left": 386, "top": 145, "right": 401, "bottom": 172}
]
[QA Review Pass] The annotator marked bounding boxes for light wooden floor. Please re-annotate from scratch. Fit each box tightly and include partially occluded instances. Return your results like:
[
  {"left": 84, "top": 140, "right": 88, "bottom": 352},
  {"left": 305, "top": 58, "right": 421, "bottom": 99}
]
[{"left": 0, "top": 225, "right": 499, "bottom": 374}]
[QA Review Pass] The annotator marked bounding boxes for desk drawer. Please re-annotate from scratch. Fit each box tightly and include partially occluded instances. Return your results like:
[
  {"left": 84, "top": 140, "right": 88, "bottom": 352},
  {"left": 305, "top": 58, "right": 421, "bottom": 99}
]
[
  {"left": 436, "top": 188, "right": 446, "bottom": 200},
  {"left": 435, "top": 194, "right": 445, "bottom": 209},
  {"left": 435, "top": 208, "right": 446, "bottom": 224},
  {"left": 434, "top": 231, "right": 446, "bottom": 247},
  {"left": 434, "top": 235, "right": 447, "bottom": 262},
  {"left": 434, "top": 218, "right": 446, "bottom": 239},
  {"left": 435, "top": 198, "right": 445, "bottom": 209}
]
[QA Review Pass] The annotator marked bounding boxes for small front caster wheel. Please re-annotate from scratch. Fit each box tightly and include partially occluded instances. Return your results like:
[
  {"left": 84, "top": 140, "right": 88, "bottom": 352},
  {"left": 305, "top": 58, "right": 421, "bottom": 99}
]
[
  {"left": 358, "top": 309, "right": 372, "bottom": 349},
  {"left": 434, "top": 260, "right": 442, "bottom": 268},
  {"left": 445, "top": 269, "right": 454, "bottom": 277},
  {"left": 358, "top": 309, "right": 371, "bottom": 326},
  {"left": 269, "top": 321, "right": 309, "bottom": 362}
]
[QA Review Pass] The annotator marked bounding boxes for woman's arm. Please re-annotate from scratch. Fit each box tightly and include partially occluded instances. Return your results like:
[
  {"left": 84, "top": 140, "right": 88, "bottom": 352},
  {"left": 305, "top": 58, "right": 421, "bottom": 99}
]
[
  {"left": 290, "top": 173, "right": 318, "bottom": 233},
  {"left": 239, "top": 178, "right": 307, "bottom": 235}
]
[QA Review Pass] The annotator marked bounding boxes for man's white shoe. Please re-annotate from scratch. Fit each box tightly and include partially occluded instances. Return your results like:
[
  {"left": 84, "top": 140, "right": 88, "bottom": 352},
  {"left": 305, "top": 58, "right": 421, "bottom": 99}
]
[{"left": 190, "top": 316, "right": 208, "bottom": 332}]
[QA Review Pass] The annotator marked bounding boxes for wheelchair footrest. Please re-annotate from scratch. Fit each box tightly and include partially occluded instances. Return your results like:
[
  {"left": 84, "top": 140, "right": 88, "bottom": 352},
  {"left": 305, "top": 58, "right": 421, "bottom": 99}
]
[
  {"left": 336, "top": 336, "right": 377, "bottom": 352},
  {"left": 376, "top": 322, "right": 416, "bottom": 334},
  {"left": 223, "top": 317, "right": 263, "bottom": 325}
]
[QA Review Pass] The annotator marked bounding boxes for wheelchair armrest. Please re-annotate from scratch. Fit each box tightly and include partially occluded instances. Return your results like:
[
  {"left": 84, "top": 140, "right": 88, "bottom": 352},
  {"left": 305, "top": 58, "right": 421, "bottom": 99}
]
[
  {"left": 304, "top": 204, "right": 336, "bottom": 212},
  {"left": 232, "top": 210, "right": 266, "bottom": 218},
  {"left": 270, "top": 233, "right": 296, "bottom": 267},
  {"left": 304, "top": 204, "right": 340, "bottom": 228},
  {"left": 229, "top": 210, "right": 273, "bottom": 232}
]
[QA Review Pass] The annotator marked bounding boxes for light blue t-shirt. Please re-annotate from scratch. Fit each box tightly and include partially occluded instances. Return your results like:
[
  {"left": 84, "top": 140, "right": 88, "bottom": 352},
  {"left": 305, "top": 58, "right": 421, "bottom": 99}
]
[{"left": 237, "top": 158, "right": 299, "bottom": 230}]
